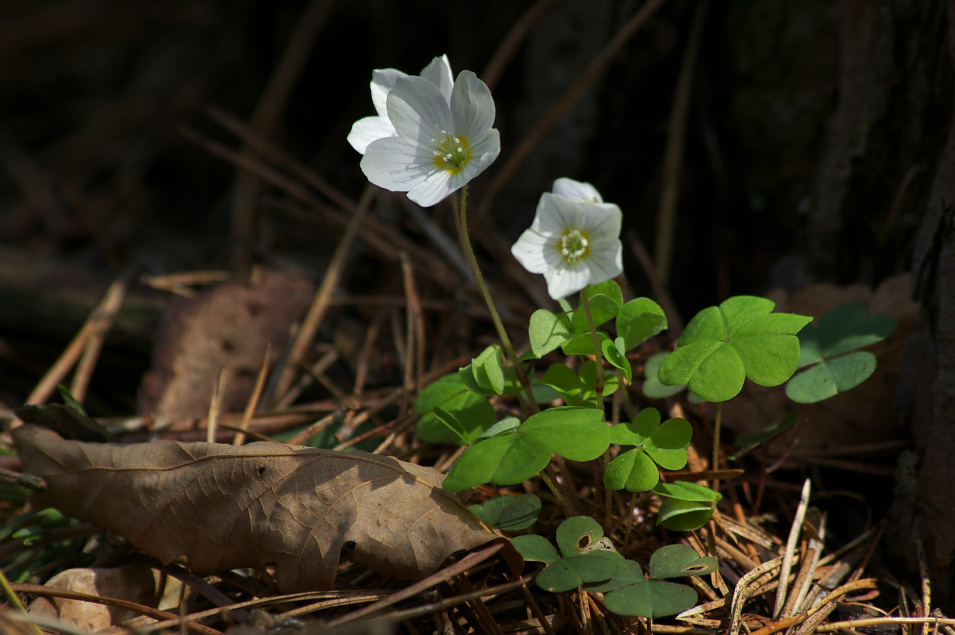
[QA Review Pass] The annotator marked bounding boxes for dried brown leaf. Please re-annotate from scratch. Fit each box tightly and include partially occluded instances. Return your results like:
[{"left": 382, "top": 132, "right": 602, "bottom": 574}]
[
  {"left": 27, "top": 565, "right": 159, "bottom": 632},
  {"left": 13, "top": 425, "right": 496, "bottom": 592},
  {"left": 137, "top": 269, "right": 314, "bottom": 421}
]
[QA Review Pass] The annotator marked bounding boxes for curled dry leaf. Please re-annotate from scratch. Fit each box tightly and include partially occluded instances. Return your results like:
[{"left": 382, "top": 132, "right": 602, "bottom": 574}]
[
  {"left": 28, "top": 565, "right": 159, "bottom": 632},
  {"left": 13, "top": 425, "right": 496, "bottom": 592}
]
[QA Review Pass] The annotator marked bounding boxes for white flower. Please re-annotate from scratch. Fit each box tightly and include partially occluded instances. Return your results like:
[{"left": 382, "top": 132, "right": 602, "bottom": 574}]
[
  {"left": 359, "top": 69, "right": 501, "bottom": 207},
  {"left": 511, "top": 182, "right": 623, "bottom": 300},
  {"left": 552, "top": 177, "right": 603, "bottom": 204},
  {"left": 347, "top": 55, "right": 454, "bottom": 154}
]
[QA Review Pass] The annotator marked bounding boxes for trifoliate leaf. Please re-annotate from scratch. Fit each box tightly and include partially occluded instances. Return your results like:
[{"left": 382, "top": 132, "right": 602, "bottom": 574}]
[
  {"left": 616, "top": 298, "right": 667, "bottom": 352},
  {"left": 658, "top": 296, "right": 811, "bottom": 402},
  {"left": 785, "top": 303, "right": 896, "bottom": 403},
  {"left": 601, "top": 337, "right": 632, "bottom": 384},
  {"left": 415, "top": 373, "right": 495, "bottom": 444},
  {"left": 536, "top": 555, "right": 619, "bottom": 592},
  {"left": 642, "top": 352, "right": 686, "bottom": 399},
  {"left": 469, "top": 494, "right": 541, "bottom": 531},
  {"left": 585, "top": 559, "right": 644, "bottom": 592},
  {"left": 522, "top": 406, "right": 610, "bottom": 462},
  {"left": 441, "top": 435, "right": 550, "bottom": 491},
  {"left": 609, "top": 408, "right": 660, "bottom": 446},
  {"left": 648, "top": 544, "right": 717, "bottom": 579},
  {"left": 786, "top": 351, "right": 877, "bottom": 403},
  {"left": 571, "top": 281, "right": 624, "bottom": 334},
  {"left": 604, "top": 448, "right": 660, "bottom": 492},
  {"left": 603, "top": 580, "right": 698, "bottom": 618},
  {"left": 511, "top": 535, "right": 559, "bottom": 564},
  {"left": 528, "top": 309, "right": 573, "bottom": 358}
]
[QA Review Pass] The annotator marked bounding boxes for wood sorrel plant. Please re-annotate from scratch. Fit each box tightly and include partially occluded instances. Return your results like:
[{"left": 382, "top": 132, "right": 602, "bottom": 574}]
[{"left": 351, "top": 55, "right": 815, "bottom": 620}]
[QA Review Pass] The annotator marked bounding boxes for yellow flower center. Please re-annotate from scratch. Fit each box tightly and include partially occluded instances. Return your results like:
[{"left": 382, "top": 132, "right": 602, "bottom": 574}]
[
  {"left": 432, "top": 130, "right": 471, "bottom": 174},
  {"left": 557, "top": 228, "right": 590, "bottom": 263}
]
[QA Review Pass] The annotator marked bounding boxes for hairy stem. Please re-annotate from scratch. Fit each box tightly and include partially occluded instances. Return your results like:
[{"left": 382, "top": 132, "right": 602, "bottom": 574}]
[
  {"left": 579, "top": 290, "right": 604, "bottom": 400},
  {"left": 456, "top": 186, "right": 538, "bottom": 413}
]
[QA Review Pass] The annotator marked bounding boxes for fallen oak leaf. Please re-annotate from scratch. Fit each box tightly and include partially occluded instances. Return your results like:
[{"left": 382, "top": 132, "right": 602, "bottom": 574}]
[{"left": 12, "top": 425, "right": 496, "bottom": 592}]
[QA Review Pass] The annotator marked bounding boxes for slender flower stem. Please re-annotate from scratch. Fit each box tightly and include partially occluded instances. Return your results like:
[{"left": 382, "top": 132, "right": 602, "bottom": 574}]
[
  {"left": 712, "top": 401, "right": 723, "bottom": 490},
  {"left": 457, "top": 186, "right": 538, "bottom": 413},
  {"left": 579, "top": 290, "right": 604, "bottom": 399}
]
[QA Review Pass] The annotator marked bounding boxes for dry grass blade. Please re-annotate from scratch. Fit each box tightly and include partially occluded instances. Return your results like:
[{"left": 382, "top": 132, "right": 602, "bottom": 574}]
[
  {"left": 324, "top": 542, "right": 505, "bottom": 627},
  {"left": 26, "top": 275, "right": 128, "bottom": 405},
  {"left": 232, "top": 347, "right": 270, "bottom": 446},
  {"left": 774, "top": 478, "right": 811, "bottom": 618},
  {"left": 271, "top": 185, "right": 374, "bottom": 401}
]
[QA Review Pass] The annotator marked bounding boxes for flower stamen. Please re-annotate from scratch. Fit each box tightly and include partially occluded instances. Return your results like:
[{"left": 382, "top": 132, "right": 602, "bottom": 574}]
[
  {"left": 557, "top": 228, "right": 590, "bottom": 263},
  {"left": 432, "top": 133, "right": 471, "bottom": 173}
]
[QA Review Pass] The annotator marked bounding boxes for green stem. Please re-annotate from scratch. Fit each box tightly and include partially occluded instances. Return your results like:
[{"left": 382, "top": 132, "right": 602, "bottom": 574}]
[
  {"left": 579, "top": 290, "right": 604, "bottom": 400},
  {"left": 541, "top": 466, "right": 574, "bottom": 518},
  {"left": 456, "top": 185, "right": 538, "bottom": 413}
]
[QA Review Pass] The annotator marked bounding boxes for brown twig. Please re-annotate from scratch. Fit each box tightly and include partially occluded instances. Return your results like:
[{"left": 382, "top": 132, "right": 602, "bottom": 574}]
[
  {"left": 232, "top": 346, "right": 270, "bottom": 446},
  {"left": 271, "top": 185, "right": 374, "bottom": 402},
  {"left": 26, "top": 275, "right": 128, "bottom": 406}
]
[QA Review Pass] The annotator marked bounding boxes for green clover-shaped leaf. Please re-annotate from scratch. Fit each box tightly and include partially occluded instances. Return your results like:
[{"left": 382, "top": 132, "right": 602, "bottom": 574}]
[
  {"left": 556, "top": 515, "right": 611, "bottom": 557},
  {"left": 584, "top": 559, "right": 644, "bottom": 592},
  {"left": 658, "top": 296, "right": 812, "bottom": 402},
  {"left": 785, "top": 303, "right": 896, "bottom": 403},
  {"left": 511, "top": 534, "right": 559, "bottom": 564},
  {"left": 536, "top": 555, "right": 619, "bottom": 592},
  {"left": 468, "top": 494, "right": 541, "bottom": 531},
  {"left": 616, "top": 298, "right": 668, "bottom": 352},
  {"left": 604, "top": 409, "right": 691, "bottom": 492},
  {"left": 543, "top": 360, "right": 619, "bottom": 407},
  {"left": 528, "top": 309, "right": 573, "bottom": 358},
  {"left": 442, "top": 407, "right": 609, "bottom": 491},
  {"left": 641, "top": 352, "right": 687, "bottom": 399},
  {"left": 648, "top": 544, "right": 718, "bottom": 579},
  {"left": 459, "top": 344, "right": 507, "bottom": 396},
  {"left": 570, "top": 280, "right": 624, "bottom": 334},
  {"left": 654, "top": 481, "right": 722, "bottom": 531},
  {"left": 414, "top": 373, "right": 495, "bottom": 444},
  {"left": 601, "top": 337, "right": 632, "bottom": 384},
  {"left": 603, "top": 580, "right": 698, "bottom": 618}
]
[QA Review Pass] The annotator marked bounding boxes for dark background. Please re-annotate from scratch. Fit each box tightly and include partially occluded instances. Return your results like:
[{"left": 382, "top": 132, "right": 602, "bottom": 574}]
[{"left": 1, "top": 0, "right": 952, "bottom": 611}]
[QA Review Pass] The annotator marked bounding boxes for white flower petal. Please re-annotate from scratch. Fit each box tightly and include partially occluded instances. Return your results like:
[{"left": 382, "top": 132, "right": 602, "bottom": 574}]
[
  {"left": 450, "top": 70, "right": 496, "bottom": 141},
  {"left": 387, "top": 76, "right": 453, "bottom": 145},
  {"left": 534, "top": 193, "right": 579, "bottom": 235},
  {"left": 577, "top": 203, "right": 623, "bottom": 239},
  {"left": 407, "top": 170, "right": 456, "bottom": 207},
  {"left": 347, "top": 116, "right": 397, "bottom": 154},
  {"left": 420, "top": 55, "right": 454, "bottom": 103},
  {"left": 361, "top": 136, "right": 437, "bottom": 192},
  {"left": 456, "top": 128, "right": 500, "bottom": 185},
  {"left": 511, "top": 228, "right": 553, "bottom": 274},
  {"left": 553, "top": 177, "right": 603, "bottom": 203},
  {"left": 584, "top": 243, "right": 623, "bottom": 284},
  {"left": 370, "top": 68, "right": 406, "bottom": 118},
  {"left": 545, "top": 261, "right": 591, "bottom": 300}
]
